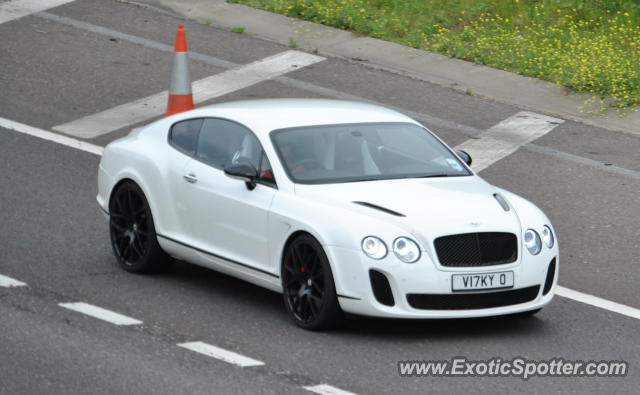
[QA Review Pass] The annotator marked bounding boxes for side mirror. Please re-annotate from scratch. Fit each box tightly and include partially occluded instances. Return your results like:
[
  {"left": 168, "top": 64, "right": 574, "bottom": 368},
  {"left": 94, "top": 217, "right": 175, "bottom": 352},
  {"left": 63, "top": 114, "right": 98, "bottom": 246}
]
[
  {"left": 456, "top": 150, "right": 472, "bottom": 166},
  {"left": 224, "top": 162, "right": 258, "bottom": 190}
]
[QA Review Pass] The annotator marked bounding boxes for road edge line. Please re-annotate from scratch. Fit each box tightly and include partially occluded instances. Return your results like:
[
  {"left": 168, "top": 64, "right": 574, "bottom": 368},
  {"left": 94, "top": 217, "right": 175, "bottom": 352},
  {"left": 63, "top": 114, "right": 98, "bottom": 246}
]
[
  {"left": 0, "top": 117, "right": 103, "bottom": 156},
  {"left": 556, "top": 286, "right": 640, "bottom": 321}
]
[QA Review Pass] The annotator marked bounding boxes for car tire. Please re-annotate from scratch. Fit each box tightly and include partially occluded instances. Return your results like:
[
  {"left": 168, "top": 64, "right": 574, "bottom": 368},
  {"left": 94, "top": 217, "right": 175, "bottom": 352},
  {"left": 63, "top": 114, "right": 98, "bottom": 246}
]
[
  {"left": 281, "top": 234, "right": 344, "bottom": 330},
  {"left": 108, "top": 181, "right": 171, "bottom": 273}
]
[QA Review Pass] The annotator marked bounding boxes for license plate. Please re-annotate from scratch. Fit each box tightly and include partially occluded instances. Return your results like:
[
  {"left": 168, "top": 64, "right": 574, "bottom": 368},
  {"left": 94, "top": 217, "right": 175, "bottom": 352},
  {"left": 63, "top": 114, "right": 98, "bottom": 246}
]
[{"left": 451, "top": 271, "right": 514, "bottom": 292}]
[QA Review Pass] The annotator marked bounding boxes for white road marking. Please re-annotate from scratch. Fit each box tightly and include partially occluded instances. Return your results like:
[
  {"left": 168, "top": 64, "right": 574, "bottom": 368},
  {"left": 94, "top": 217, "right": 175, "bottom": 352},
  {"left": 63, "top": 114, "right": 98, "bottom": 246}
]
[
  {"left": 0, "top": 0, "right": 74, "bottom": 24},
  {"left": 303, "top": 384, "right": 358, "bottom": 395},
  {"left": 0, "top": 274, "right": 27, "bottom": 287},
  {"left": 0, "top": 116, "right": 103, "bottom": 155},
  {"left": 556, "top": 286, "right": 640, "bottom": 321},
  {"left": 525, "top": 143, "right": 640, "bottom": 181},
  {"left": 59, "top": 302, "right": 143, "bottom": 325},
  {"left": 177, "top": 341, "right": 265, "bottom": 367},
  {"left": 455, "top": 111, "right": 563, "bottom": 172},
  {"left": 53, "top": 50, "right": 325, "bottom": 138},
  {"left": 38, "top": 12, "right": 483, "bottom": 137}
]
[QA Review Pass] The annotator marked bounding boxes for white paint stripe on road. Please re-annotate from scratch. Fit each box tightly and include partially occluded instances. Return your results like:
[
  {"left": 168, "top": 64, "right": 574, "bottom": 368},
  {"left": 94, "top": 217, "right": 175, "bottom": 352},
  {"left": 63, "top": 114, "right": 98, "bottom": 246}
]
[
  {"left": 59, "top": 302, "right": 143, "bottom": 326},
  {"left": 455, "top": 111, "right": 564, "bottom": 172},
  {"left": 0, "top": 0, "right": 73, "bottom": 23},
  {"left": 38, "top": 11, "right": 484, "bottom": 136},
  {"left": 525, "top": 143, "right": 640, "bottom": 181},
  {"left": 177, "top": 341, "right": 264, "bottom": 367},
  {"left": 53, "top": 50, "right": 325, "bottom": 138},
  {"left": 0, "top": 117, "right": 103, "bottom": 156},
  {"left": 303, "top": 384, "right": 358, "bottom": 395},
  {"left": 0, "top": 0, "right": 74, "bottom": 24},
  {"left": 556, "top": 286, "right": 640, "bottom": 321},
  {"left": 0, "top": 274, "right": 27, "bottom": 288}
]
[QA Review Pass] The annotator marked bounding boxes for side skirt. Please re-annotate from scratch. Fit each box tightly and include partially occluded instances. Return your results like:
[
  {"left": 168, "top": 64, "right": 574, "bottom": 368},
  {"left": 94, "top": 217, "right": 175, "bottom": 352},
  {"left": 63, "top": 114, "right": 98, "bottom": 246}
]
[{"left": 156, "top": 234, "right": 282, "bottom": 293}]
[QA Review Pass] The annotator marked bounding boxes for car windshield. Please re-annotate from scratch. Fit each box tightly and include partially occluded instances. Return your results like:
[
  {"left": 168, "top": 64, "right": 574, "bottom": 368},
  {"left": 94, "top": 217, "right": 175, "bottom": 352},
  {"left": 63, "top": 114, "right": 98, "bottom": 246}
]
[{"left": 270, "top": 122, "right": 471, "bottom": 184}]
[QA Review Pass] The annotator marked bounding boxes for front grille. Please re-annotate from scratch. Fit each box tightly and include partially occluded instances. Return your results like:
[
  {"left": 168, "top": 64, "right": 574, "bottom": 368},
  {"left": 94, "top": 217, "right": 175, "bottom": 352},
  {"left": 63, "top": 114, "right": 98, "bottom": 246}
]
[
  {"left": 407, "top": 286, "right": 540, "bottom": 310},
  {"left": 434, "top": 232, "right": 518, "bottom": 267}
]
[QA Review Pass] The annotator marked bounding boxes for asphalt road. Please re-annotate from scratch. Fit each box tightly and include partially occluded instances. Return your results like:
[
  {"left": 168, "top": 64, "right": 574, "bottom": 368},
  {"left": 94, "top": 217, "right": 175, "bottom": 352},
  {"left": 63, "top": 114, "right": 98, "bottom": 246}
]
[{"left": 1, "top": 0, "right": 639, "bottom": 394}]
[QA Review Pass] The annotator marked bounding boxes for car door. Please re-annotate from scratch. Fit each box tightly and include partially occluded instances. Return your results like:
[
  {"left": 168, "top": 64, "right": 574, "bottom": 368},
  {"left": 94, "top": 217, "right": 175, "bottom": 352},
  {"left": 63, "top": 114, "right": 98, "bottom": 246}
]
[
  {"left": 164, "top": 118, "right": 204, "bottom": 238},
  {"left": 178, "top": 118, "right": 277, "bottom": 275}
]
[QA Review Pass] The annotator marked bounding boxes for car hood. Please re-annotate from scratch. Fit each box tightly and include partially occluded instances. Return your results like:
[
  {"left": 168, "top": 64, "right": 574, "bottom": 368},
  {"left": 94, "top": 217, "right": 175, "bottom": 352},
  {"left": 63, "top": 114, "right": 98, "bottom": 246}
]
[{"left": 294, "top": 176, "right": 523, "bottom": 245}]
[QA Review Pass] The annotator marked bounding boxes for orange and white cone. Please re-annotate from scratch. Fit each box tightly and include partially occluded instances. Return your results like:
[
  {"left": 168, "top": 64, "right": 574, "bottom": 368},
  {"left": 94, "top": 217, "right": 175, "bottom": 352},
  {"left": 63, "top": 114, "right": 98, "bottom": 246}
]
[{"left": 166, "top": 24, "right": 194, "bottom": 116}]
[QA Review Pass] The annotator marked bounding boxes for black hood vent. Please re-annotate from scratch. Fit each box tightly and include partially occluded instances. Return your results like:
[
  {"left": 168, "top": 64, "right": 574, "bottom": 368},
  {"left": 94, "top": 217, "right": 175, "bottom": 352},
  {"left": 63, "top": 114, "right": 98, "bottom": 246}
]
[
  {"left": 493, "top": 193, "right": 511, "bottom": 212},
  {"left": 353, "top": 201, "right": 405, "bottom": 217}
]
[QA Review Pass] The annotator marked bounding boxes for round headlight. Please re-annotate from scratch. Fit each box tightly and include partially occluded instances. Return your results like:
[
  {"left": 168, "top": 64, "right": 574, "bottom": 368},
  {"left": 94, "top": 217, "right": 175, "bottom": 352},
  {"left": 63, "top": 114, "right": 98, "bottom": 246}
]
[
  {"left": 361, "top": 236, "right": 387, "bottom": 259},
  {"left": 523, "top": 229, "right": 542, "bottom": 255},
  {"left": 541, "top": 225, "right": 554, "bottom": 248},
  {"left": 392, "top": 237, "right": 421, "bottom": 263}
]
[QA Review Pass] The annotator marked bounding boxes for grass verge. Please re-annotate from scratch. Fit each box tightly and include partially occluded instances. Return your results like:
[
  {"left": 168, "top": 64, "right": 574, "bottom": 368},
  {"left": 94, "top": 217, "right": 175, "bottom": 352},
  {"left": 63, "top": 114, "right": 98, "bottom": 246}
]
[{"left": 231, "top": 0, "right": 640, "bottom": 111}]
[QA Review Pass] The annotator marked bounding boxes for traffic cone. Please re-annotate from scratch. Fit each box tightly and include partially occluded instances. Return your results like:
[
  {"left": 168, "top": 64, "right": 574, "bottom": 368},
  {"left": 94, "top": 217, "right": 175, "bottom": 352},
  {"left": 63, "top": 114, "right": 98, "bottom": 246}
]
[{"left": 166, "top": 24, "right": 194, "bottom": 116}]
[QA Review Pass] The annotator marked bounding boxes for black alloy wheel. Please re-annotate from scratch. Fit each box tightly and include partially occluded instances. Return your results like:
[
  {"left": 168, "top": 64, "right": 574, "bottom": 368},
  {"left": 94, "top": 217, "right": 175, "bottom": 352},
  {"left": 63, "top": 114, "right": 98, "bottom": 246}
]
[
  {"left": 282, "top": 234, "right": 343, "bottom": 330},
  {"left": 109, "top": 181, "right": 170, "bottom": 273}
]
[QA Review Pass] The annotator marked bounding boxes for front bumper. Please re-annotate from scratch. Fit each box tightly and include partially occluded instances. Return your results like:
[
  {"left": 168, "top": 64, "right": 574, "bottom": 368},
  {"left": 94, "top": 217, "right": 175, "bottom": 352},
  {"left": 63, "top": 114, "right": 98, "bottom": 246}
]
[{"left": 326, "top": 244, "right": 558, "bottom": 319}]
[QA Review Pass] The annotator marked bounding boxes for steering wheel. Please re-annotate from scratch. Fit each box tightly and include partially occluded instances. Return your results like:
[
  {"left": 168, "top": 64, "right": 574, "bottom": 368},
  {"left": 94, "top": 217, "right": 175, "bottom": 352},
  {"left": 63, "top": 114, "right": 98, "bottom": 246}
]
[{"left": 291, "top": 159, "right": 325, "bottom": 171}]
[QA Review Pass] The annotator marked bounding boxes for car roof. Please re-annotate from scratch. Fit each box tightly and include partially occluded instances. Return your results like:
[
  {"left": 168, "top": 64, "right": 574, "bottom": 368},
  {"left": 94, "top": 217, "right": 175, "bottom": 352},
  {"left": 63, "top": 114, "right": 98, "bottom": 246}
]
[{"left": 173, "top": 99, "right": 418, "bottom": 136}]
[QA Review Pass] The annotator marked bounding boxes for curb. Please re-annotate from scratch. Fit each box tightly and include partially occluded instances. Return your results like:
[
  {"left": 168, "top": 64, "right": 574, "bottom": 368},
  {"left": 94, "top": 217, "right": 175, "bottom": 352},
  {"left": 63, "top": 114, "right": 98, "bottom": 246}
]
[{"left": 124, "top": 0, "right": 640, "bottom": 136}]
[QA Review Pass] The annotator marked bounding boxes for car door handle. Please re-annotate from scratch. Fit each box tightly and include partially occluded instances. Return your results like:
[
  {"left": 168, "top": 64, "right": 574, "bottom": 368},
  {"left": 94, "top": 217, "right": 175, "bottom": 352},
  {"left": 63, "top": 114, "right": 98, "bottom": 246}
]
[{"left": 183, "top": 173, "right": 198, "bottom": 183}]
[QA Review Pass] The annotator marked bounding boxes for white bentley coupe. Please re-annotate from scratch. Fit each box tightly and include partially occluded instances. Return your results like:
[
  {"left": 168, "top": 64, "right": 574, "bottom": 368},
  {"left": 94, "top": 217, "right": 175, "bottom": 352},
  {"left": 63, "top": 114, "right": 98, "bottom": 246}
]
[{"left": 97, "top": 99, "right": 558, "bottom": 329}]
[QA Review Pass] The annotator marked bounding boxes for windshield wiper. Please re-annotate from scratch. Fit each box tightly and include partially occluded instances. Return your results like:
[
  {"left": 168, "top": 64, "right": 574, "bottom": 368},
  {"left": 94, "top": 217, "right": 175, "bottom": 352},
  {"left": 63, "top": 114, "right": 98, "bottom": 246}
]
[
  {"left": 341, "top": 173, "right": 460, "bottom": 183},
  {"left": 347, "top": 177, "right": 385, "bottom": 183},
  {"left": 347, "top": 174, "right": 452, "bottom": 182},
  {"left": 412, "top": 173, "right": 452, "bottom": 178}
]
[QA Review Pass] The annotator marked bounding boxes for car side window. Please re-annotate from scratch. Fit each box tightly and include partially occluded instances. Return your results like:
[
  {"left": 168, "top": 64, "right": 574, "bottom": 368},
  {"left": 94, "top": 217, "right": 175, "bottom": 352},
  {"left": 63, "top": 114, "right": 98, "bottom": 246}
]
[
  {"left": 196, "top": 118, "right": 277, "bottom": 188},
  {"left": 196, "top": 118, "right": 261, "bottom": 168},
  {"left": 169, "top": 118, "right": 203, "bottom": 155},
  {"left": 258, "top": 153, "right": 276, "bottom": 186}
]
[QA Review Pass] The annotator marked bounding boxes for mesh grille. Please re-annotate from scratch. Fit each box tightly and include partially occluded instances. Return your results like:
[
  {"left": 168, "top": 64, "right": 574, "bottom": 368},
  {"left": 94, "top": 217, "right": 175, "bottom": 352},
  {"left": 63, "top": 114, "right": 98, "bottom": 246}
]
[
  {"left": 434, "top": 232, "right": 518, "bottom": 267},
  {"left": 407, "top": 286, "right": 540, "bottom": 310},
  {"left": 543, "top": 258, "right": 556, "bottom": 295},
  {"left": 369, "top": 270, "right": 395, "bottom": 306}
]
